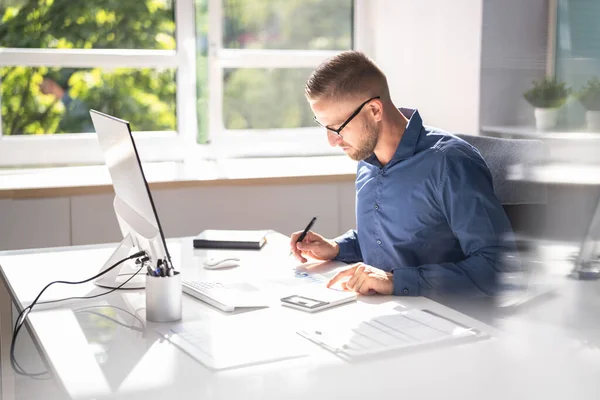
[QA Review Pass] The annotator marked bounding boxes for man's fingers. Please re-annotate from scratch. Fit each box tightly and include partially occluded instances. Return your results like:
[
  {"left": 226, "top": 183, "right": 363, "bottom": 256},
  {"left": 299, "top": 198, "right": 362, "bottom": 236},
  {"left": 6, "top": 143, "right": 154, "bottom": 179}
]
[
  {"left": 289, "top": 231, "right": 306, "bottom": 260},
  {"left": 303, "top": 231, "right": 320, "bottom": 242},
  {"left": 327, "top": 266, "right": 357, "bottom": 288},
  {"left": 289, "top": 232, "right": 302, "bottom": 248},
  {"left": 296, "top": 239, "right": 321, "bottom": 251},
  {"left": 358, "top": 276, "right": 373, "bottom": 295},
  {"left": 291, "top": 246, "right": 303, "bottom": 261},
  {"left": 353, "top": 272, "right": 370, "bottom": 294},
  {"left": 289, "top": 231, "right": 302, "bottom": 243},
  {"left": 291, "top": 248, "right": 306, "bottom": 263},
  {"left": 290, "top": 230, "right": 319, "bottom": 248},
  {"left": 345, "top": 265, "right": 365, "bottom": 291},
  {"left": 328, "top": 264, "right": 391, "bottom": 295}
]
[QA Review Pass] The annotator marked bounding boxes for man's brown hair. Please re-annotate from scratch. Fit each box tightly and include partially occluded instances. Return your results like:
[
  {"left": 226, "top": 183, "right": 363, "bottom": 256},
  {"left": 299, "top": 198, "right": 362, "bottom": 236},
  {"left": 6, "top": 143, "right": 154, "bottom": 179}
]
[{"left": 305, "top": 50, "right": 389, "bottom": 102}]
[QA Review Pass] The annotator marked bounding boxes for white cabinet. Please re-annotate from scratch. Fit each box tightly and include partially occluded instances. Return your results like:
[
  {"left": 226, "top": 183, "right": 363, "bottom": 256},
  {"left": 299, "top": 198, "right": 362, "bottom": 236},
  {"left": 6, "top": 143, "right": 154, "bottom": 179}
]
[
  {"left": 0, "top": 198, "right": 70, "bottom": 251},
  {"left": 65, "top": 182, "right": 356, "bottom": 249}
]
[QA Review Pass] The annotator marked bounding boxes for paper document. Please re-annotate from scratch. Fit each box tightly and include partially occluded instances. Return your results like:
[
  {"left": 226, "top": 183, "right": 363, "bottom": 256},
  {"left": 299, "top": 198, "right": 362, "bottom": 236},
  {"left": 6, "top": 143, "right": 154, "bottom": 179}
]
[
  {"left": 267, "top": 270, "right": 329, "bottom": 288},
  {"left": 297, "top": 306, "right": 486, "bottom": 360}
]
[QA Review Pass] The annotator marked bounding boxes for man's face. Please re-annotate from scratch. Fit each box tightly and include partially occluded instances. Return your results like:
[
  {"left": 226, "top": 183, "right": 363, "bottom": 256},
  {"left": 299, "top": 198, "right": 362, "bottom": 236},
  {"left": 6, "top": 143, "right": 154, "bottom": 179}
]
[
  {"left": 310, "top": 97, "right": 380, "bottom": 161},
  {"left": 39, "top": 77, "right": 63, "bottom": 98},
  {"left": 39, "top": 78, "right": 54, "bottom": 95}
]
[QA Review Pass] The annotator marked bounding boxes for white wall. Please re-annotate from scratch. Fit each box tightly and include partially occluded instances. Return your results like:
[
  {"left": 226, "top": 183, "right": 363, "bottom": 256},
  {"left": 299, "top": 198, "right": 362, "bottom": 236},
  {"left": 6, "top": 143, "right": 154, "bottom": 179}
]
[
  {"left": 369, "top": 0, "right": 483, "bottom": 135},
  {"left": 0, "top": 182, "right": 357, "bottom": 251}
]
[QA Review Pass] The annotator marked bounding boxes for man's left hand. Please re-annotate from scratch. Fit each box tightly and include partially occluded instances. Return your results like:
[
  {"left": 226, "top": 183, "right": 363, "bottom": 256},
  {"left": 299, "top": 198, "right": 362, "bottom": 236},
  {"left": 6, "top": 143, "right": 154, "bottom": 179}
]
[{"left": 327, "top": 263, "right": 393, "bottom": 295}]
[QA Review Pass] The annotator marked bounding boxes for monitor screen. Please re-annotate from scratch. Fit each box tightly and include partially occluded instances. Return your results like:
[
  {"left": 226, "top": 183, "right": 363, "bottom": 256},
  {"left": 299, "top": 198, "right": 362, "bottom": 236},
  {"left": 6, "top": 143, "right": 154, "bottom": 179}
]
[{"left": 90, "top": 109, "right": 171, "bottom": 277}]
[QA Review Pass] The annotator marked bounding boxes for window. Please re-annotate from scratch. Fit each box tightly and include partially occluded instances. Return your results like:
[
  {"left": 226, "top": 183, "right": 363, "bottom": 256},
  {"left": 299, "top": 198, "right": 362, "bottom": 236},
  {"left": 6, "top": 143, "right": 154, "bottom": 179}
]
[
  {"left": 0, "top": 0, "right": 361, "bottom": 167},
  {"left": 479, "top": 0, "right": 552, "bottom": 131},
  {"left": 203, "top": 0, "right": 357, "bottom": 157},
  {"left": 1, "top": 67, "right": 177, "bottom": 135},
  {"left": 555, "top": 0, "right": 600, "bottom": 130},
  {"left": 0, "top": 0, "right": 195, "bottom": 167},
  {"left": 479, "top": 0, "right": 600, "bottom": 134}
]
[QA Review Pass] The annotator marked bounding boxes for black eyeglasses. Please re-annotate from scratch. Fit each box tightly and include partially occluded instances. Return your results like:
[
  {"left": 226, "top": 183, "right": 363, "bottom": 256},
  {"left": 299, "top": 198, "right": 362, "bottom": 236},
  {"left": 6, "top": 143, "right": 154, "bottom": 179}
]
[{"left": 313, "top": 96, "right": 380, "bottom": 137}]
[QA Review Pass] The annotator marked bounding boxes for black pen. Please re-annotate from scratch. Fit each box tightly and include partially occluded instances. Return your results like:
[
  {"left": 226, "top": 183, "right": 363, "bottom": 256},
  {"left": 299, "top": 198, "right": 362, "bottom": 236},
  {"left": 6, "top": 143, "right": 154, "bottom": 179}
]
[{"left": 290, "top": 216, "right": 317, "bottom": 255}]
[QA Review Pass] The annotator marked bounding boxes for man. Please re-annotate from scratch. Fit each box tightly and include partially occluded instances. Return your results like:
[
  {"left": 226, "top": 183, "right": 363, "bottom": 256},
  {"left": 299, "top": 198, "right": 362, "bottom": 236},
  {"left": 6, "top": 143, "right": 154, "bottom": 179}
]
[
  {"left": 289, "top": 51, "right": 516, "bottom": 298},
  {"left": 39, "top": 73, "right": 93, "bottom": 133}
]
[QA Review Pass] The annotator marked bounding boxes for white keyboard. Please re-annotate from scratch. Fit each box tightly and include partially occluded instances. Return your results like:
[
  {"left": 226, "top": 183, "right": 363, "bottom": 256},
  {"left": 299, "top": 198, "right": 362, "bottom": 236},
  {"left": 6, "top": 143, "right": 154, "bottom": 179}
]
[
  {"left": 182, "top": 280, "right": 269, "bottom": 312},
  {"left": 298, "top": 308, "right": 480, "bottom": 360}
]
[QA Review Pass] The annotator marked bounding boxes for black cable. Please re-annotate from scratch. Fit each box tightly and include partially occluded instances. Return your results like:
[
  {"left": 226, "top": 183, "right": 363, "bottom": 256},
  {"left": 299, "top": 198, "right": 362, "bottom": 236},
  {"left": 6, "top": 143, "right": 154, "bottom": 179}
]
[
  {"left": 11, "top": 262, "right": 145, "bottom": 377},
  {"left": 29, "top": 250, "right": 146, "bottom": 309},
  {"left": 38, "top": 255, "right": 150, "bottom": 307},
  {"left": 38, "top": 278, "right": 142, "bottom": 305},
  {"left": 10, "top": 251, "right": 147, "bottom": 378}
]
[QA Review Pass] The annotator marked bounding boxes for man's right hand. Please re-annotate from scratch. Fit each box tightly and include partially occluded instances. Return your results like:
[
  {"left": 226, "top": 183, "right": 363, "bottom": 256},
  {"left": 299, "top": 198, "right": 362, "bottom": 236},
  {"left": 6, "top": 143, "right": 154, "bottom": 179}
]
[{"left": 289, "top": 231, "right": 339, "bottom": 263}]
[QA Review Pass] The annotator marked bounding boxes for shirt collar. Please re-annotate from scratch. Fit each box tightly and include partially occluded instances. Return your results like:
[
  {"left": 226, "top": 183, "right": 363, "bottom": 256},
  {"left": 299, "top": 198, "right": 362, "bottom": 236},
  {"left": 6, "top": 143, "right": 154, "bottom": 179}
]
[{"left": 365, "top": 107, "right": 423, "bottom": 166}]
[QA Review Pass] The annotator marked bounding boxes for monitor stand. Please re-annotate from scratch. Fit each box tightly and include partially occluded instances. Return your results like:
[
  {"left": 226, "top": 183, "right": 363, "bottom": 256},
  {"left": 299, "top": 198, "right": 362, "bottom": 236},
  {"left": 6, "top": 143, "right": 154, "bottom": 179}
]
[
  {"left": 571, "top": 192, "right": 600, "bottom": 280},
  {"left": 95, "top": 234, "right": 147, "bottom": 289}
]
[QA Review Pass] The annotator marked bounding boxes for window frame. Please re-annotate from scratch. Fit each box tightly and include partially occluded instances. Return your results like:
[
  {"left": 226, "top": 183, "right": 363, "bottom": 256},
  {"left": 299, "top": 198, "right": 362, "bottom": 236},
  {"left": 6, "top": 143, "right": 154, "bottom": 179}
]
[
  {"left": 0, "top": 0, "right": 369, "bottom": 167},
  {"left": 207, "top": 0, "right": 369, "bottom": 158},
  {"left": 0, "top": 0, "right": 197, "bottom": 167}
]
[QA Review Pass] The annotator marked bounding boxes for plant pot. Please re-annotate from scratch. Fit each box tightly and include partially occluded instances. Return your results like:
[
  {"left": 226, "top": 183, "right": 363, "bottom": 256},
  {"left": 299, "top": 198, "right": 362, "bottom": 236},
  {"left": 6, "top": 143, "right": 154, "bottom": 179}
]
[
  {"left": 534, "top": 107, "right": 559, "bottom": 131},
  {"left": 585, "top": 110, "right": 600, "bottom": 132}
]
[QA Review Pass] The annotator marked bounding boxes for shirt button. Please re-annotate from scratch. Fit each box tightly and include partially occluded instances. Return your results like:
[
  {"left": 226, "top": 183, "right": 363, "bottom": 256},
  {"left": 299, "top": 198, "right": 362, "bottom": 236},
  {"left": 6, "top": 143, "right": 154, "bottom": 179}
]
[
  {"left": 376, "top": 240, "right": 382, "bottom": 245},
  {"left": 374, "top": 204, "right": 379, "bottom": 210},
  {"left": 403, "top": 288, "right": 409, "bottom": 294}
]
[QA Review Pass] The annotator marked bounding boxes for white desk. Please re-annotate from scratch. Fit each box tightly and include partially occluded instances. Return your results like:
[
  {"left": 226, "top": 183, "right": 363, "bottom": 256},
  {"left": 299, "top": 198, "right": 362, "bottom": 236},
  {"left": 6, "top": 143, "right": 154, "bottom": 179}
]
[{"left": 1, "top": 233, "right": 600, "bottom": 400}]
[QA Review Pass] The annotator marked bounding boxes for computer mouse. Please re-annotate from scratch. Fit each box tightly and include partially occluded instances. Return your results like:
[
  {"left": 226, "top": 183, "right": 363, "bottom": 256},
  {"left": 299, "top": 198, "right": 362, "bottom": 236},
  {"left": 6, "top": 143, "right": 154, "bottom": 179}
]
[{"left": 202, "top": 257, "right": 241, "bottom": 270}]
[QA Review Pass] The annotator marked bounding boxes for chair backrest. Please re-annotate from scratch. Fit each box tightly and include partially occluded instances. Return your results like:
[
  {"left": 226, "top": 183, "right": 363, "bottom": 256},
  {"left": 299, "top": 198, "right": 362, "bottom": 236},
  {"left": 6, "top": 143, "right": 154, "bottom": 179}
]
[
  {"left": 455, "top": 134, "right": 546, "bottom": 205},
  {"left": 455, "top": 134, "right": 547, "bottom": 240}
]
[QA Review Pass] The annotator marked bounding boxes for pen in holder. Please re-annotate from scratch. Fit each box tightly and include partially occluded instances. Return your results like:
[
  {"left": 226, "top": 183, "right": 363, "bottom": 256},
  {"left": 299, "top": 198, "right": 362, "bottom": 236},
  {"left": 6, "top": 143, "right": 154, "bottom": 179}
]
[{"left": 145, "top": 271, "right": 182, "bottom": 322}]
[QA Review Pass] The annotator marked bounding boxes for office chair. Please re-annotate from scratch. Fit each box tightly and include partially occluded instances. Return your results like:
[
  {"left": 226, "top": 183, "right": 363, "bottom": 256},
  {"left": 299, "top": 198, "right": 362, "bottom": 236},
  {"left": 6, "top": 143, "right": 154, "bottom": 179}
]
[
  {"left": 455, "top": 133, "right": 547, "bottom": 249},
  {"left": 454, "top": 134, "right": 555, "bottom": 307}
]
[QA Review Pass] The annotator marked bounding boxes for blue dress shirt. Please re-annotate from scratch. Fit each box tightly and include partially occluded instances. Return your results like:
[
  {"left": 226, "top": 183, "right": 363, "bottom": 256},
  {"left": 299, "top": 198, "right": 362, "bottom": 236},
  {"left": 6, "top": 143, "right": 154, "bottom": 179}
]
[{"left": 334, "top": 108, "right": 516, "bottom": 298}]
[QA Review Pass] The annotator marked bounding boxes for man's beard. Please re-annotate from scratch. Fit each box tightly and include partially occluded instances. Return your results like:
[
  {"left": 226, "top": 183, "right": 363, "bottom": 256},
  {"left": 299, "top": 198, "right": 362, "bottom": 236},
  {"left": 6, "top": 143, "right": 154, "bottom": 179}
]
[{"left": 347, "top": 119, "right": 379, "bottom": 161}]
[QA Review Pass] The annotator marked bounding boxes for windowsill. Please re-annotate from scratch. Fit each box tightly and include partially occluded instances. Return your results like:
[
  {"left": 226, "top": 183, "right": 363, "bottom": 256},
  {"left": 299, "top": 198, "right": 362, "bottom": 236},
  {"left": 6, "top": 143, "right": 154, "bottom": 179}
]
[
  {"left": 481, "top": 125, "right": 600, "bottom": 165},
  {"left": 481, "top": 125, "right": 600, "bottom": 139},
  {"left": 0, "top": 155, "right": 358, "bottom": 199},
  {"left": 507, "top": 162, "right": 600, "bottom": 185},
  {"left": 0, "top": 126, "right": 338, "bottom": 167}
]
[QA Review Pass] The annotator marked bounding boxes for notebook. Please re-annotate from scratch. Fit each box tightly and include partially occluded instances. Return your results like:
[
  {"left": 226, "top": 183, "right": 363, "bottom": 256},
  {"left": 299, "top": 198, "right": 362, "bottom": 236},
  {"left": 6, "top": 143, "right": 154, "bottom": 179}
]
[{"left": 193, "top": 230, "right": 268, "bottom": 250}]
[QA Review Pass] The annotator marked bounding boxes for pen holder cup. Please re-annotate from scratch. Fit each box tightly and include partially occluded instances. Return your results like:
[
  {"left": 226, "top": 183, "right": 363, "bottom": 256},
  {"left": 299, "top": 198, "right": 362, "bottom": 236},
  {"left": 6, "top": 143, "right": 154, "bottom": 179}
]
[{"left": 145, "top": 271, "right": 182, "bottom": 323}]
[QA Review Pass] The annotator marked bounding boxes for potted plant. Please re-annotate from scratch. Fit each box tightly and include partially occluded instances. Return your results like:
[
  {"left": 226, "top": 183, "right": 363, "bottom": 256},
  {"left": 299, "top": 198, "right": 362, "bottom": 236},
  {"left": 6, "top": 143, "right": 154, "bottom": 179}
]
[
  {"left": 524, "top": 77, "right": 570, "bottom": 131},
  {"left": 577, "top": 77, "right": 600, "bottom": 131}
]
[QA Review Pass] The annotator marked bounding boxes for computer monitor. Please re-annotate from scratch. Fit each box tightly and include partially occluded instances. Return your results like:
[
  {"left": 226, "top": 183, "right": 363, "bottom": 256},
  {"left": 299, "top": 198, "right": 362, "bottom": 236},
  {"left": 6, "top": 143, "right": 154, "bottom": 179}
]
[{"left": 89, "top": 109, "right": 172, "bottom": 289}]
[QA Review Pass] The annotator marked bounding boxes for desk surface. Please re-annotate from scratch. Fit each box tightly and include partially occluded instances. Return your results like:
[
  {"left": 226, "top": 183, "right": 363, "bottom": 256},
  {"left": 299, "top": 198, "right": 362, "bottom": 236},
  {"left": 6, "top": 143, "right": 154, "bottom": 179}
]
[{"left": 1, "top": 234, "right": 600, "bottom": 400}]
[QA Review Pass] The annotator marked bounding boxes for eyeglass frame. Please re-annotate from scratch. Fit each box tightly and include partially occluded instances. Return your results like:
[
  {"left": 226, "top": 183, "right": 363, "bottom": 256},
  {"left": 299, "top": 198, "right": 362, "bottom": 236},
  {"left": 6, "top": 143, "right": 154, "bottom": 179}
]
[{"left": 313, "top": 96, "right": 381, "bottom": 137}]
